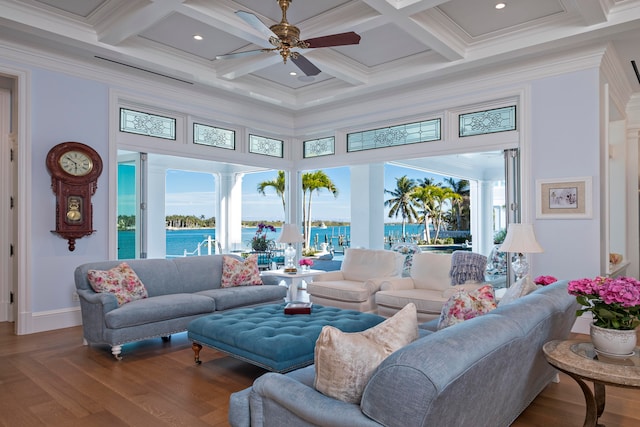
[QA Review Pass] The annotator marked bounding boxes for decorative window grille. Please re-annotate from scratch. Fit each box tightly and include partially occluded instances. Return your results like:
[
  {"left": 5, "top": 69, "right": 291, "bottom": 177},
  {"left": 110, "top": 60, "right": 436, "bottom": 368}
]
[
  {"left": 119, "top": 108, "right": 176, "bottom": 140},
  {"left": 249, "top": 134, "right": 283, "bottom": 157},
  {"left": 303, "top": 137, "right": 335, "bottom": 158},
  {"left": 193, "top": 123, "right": 235, "bottom": 150},
  {"left": 459, "top": 106, "right": 516, "bottom": 137},
  {"left": 347, "top": 119, "right": 440, "bottom": 152}
]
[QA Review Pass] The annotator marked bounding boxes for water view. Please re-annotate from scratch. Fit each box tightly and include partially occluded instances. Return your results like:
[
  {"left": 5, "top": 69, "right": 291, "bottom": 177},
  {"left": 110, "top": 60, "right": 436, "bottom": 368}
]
[{"left": 117, "top": 223, "right": 435, "bottom": 259}]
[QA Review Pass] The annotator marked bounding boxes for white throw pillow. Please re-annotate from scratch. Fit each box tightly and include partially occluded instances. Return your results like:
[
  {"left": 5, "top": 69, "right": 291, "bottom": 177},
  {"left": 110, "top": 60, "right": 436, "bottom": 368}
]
[
  {"left": 498, "top": 275, "right": 538, "bottom": 306},
  {"left": 314, "top": 303, "right": 418, "bottom": 404}
]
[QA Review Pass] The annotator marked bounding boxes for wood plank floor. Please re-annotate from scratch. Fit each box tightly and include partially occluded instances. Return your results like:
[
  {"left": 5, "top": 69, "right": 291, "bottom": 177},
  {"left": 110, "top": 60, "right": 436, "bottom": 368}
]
[{"left": 1, "top": 322, "right": 639, "bottom": 426}]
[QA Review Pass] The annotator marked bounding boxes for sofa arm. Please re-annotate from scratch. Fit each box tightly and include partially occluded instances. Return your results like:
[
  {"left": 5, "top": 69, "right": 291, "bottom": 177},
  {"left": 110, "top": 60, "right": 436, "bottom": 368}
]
[
  {"left": 250, "top": 373, "right": 381, "bottom": 427},
  {"left": 312, "top": 271, "right": 345, "bottom": 282},
  {"left": 76, "top": 289, "right": 119, "bottom": 344},
  {"left": 380, "top": 277, "right": 416, "bottom": 291}
]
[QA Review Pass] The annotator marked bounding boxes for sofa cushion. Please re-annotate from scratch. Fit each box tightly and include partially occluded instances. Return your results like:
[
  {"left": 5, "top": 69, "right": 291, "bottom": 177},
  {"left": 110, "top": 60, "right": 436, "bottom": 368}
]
[
  {"left": 87, "top": 262, "right": 148, "bottom": 306},
  {"left": 314, "top": 303, "right": 418, "bottom": 404},
  {"left": 499, "top": 275, "right": 538, "bottom": 306},
  {"left": 196, "top": 285, "right": 287, "bottom": 311},
  {"left": 438, "top": 284, "right": 496, "bottom": 330},
  {"left": 376, "top": 289, "right": 448, "bottom": 315},
  {"left": 104, "top": 293, "right": 216, "bottom": 329},
  {"left": 221, "top": 255, "right": 262, "bottom": 288},
  {"left": 340, "top": 248, "right": 403, "bottom": 282},
  {"left": 410, "top": 252, "right": 452, "bottom": 292},
  {"left": 306, "top": 280, "right": 374, "bottom": 302}
]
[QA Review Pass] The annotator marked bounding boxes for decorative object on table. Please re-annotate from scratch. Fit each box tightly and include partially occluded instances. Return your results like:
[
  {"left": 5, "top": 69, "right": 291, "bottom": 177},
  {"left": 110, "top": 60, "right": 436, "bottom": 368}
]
[
  {"left": 534, "top": 275, "right": 557, "bottom": 286},
  {"left": 278, "top": 223, "right": 304, "bottom": 273},
  {"left": 45, "top": 141, "right": 103, "bottom": 251},
  {"left": 568, "top": 276, "right": 640, "bottom": 356},
  {"left": 284, "top": 301, "right": 313, "bottom": 314},
  {"left": 498, "top": 223, "right": 544, "bottom": 285},
  {"left": 299, "top": 258, "right": 314, "bottom": 272},
  {"left": 250, "top": 222, "right": 276, "bottom": 251},
  {"left": 609, "top": 252, "right": 623, "bottom": 265}
]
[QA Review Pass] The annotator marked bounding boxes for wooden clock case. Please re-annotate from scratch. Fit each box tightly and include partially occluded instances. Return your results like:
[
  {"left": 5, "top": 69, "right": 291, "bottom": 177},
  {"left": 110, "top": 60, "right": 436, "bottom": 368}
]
[{"left": 46, "top": 142, "right": 103, "bottom": 251}]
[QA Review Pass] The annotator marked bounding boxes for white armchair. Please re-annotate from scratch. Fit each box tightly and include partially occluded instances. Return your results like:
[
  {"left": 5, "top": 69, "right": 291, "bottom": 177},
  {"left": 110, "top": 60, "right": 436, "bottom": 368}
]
[
  {"left": 375, "top": 251, "right": 488, "bottom": 322},
  {"left": 306, "top": 248, "right": 405, "bottom": 312}
]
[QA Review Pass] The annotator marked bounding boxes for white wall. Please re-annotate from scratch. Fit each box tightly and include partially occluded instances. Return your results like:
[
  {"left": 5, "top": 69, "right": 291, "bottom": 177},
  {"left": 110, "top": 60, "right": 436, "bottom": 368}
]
[{"left": 529, "top": 69, "right": 602, "bottom": 280}]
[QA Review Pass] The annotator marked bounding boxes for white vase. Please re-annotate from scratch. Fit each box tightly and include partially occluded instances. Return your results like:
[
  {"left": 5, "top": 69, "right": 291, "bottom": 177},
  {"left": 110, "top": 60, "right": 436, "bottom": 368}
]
[{"left": 590, "top": 323, "right": 637, "bottom": 356}]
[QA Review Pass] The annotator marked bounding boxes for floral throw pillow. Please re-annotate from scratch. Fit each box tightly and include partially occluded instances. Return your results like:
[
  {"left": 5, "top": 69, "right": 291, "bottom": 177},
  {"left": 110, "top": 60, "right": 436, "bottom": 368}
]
[
  {"left": 87, "top": 262, "right": 148, "bottom": 306},
  {"left": 221, "top": 255, "right": 263, "bottom": 288},
  {"left": 438, "top": 284, "right": 497, "bottom": 330}
]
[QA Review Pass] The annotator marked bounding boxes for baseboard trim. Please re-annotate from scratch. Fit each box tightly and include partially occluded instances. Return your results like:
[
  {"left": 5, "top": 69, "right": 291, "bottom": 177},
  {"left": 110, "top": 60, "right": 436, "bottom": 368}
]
[{"left": 30, "top": 306, "right": 82, "bottom": 334}]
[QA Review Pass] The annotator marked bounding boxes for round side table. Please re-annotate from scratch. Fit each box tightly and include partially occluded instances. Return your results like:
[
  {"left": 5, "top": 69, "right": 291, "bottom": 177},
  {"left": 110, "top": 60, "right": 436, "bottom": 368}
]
[{"left": 543, "top": 339, "right": 640, "bottom": 427}]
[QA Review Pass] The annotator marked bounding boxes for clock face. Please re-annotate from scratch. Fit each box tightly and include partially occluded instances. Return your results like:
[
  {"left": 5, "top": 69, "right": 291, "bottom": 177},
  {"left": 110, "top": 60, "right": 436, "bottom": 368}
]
[{"left": 59, "top": 150, "right": 94, "bottom": 176}]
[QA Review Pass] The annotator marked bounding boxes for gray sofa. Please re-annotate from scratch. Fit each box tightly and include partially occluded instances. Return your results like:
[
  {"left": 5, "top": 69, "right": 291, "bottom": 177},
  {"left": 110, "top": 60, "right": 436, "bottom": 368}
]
[
  {"left": 74, "top": 255, "right": 287, "bottom": 359},
  {"left": 228, "top": 280, "right": 578, "bottom": 427}
]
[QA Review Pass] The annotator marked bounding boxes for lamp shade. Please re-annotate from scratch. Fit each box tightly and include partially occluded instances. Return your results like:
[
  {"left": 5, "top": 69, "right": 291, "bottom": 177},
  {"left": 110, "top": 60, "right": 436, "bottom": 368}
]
[
  {"left": 498, "top": 223, "right": 543, "bottom": 254},
  {"left": 277, "top": 224, "right": 304, "bottom": 244}
]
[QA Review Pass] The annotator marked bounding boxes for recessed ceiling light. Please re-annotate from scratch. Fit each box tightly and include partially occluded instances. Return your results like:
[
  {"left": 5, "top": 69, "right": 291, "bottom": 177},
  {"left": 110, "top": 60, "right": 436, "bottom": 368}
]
[
  {"left": 495, "top": 2, "right": 506, "bottom": 9},
  {"left": 289, "top": 71, "right": 297, "bottom": 76},
  {"left": 193, "top": 34, "right": 203, "bottom": 41}
]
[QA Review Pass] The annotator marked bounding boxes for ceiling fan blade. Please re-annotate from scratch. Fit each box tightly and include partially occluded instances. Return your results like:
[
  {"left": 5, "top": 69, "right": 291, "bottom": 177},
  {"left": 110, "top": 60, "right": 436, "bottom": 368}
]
[
  {"left": 291, "top": 54, "right": 321, "bottom": 77},
  {"left": 216, "top": 49, "right": 265, "bottom": 60},
  {"left": 303, "top": 31, "right": 361, "bottom": 48},
  {"left": 236, "top": 11, "right": 276, "bottom": 40}
]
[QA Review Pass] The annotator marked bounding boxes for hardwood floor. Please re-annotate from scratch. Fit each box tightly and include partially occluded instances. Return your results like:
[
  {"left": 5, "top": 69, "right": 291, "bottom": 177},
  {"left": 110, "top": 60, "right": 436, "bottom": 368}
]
[{"left": 1, "top": 322, "right": 639, "bottom": 426}]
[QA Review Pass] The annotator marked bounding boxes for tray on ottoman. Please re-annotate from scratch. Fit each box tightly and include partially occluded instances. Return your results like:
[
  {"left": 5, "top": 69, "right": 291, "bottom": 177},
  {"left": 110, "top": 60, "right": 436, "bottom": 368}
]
[{"left": 187, "top": 303, "right": 384, "bottom": 373}]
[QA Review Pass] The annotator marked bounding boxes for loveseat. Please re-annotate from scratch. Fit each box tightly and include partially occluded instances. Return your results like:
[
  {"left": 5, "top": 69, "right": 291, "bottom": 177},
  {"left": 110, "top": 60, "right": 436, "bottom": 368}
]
[
  {"left": 306, "top": 248, "right": 405, "bottom": 312},
  {"left": 375, "top": 251, "right": 487, "bottom": 322},
  {"left": 228, "top": 280, "right": 578, "bottom": 426},
  {"left": 74, "top": 255, "right": 287, "bottom": 359}
]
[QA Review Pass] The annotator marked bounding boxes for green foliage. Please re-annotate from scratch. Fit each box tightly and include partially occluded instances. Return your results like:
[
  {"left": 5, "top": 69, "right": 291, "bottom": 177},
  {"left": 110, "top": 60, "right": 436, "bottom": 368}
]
[{"left": 493, "top": 229, "right": 507, "bottom": 244}]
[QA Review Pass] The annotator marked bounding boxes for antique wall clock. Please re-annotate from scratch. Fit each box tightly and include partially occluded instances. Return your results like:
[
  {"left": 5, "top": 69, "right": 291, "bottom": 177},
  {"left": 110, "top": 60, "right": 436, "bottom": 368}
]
[{"left": 46, "top": 142, "right": 103, "bottom": 251}]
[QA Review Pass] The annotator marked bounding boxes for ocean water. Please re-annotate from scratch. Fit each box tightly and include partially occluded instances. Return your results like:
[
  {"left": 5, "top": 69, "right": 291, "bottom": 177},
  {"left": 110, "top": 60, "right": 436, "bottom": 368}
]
[{"left": 117, "top": 223, "right": 429, "bottom": 259}]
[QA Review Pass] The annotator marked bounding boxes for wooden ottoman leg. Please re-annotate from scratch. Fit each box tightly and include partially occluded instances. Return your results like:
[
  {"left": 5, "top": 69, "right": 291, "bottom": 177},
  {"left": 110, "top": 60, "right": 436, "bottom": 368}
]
[{"left": 192, "top": 342, "right": 203, "bottom": 365}]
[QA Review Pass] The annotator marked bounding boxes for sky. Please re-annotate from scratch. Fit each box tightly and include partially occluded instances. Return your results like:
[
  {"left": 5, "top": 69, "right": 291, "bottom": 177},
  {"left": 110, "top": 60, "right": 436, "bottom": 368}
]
[{"left": 119, "top": 163, "right": 451, "bottom": 222}]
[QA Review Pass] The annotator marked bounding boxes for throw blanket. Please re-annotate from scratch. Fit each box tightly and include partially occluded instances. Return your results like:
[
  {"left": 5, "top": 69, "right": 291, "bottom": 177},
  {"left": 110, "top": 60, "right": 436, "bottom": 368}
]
[{"left": 449, "top": 251, "right": 487, "bottom": 285}]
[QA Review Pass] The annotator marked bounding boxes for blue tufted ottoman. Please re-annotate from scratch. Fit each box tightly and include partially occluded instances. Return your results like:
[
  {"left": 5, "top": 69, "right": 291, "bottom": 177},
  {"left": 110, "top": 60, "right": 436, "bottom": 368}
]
[{"left": 187, "top": 304, "right": 384, "bottom": 373}]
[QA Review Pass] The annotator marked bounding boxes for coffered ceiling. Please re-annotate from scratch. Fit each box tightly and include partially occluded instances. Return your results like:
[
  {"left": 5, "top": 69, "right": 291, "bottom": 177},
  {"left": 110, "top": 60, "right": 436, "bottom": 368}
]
[{"left": 1, "top": 0, "right": 640, "bottom": 111}]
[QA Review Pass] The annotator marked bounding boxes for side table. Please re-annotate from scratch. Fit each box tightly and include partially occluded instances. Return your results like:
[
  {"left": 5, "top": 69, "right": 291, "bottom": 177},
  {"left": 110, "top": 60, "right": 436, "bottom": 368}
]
[
  {"left": 261, "top": 268, "right": 325, "bottom": 301},
  {"left": 543, "top": 339, "right": 640, "bottom": 427}
]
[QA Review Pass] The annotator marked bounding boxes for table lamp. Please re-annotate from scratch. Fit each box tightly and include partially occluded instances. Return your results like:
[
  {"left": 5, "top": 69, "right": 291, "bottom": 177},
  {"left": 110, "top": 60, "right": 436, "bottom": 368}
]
[
  {"left": 498, "top": 223, "right": 543, "bottom": 282},
  {"left": 277, "top": 224, "right": 304, "bottom": 273}
]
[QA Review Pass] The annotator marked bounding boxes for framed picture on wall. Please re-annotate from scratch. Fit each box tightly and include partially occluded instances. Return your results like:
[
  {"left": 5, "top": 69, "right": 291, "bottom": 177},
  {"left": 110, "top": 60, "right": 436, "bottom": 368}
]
[{"left": 536, "top": 177, "right": 592, "bottom": 219}]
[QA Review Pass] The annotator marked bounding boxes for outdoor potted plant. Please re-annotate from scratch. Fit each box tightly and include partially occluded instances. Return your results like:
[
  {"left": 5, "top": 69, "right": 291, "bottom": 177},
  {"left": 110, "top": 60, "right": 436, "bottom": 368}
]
[
  {"left": 251, "top": 222, "right": 276, "bottom": 251},
  {"left": 568, "top": 276, "right": 640, "bottom": 356}
]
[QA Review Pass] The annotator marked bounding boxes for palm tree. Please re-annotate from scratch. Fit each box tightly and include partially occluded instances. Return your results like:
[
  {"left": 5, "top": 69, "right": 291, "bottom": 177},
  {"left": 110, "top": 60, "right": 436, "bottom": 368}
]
[
  {"left": 384, "top": 175, "right": 418, "bottom": 240},
  {"left": 412, "top": 185, "right": 438, "bottom": 243},
  {"left": 302, "top": 171, "right": 338, "bottom": 249},
  {"left": 444, "top": 177, "right": 470, "bottom": 230},
  {"left": 430, "top": 186, "right": 462, "bottom": 241},
  {"left": 257, "top": 170, "right": 286, "bottom": 215}
]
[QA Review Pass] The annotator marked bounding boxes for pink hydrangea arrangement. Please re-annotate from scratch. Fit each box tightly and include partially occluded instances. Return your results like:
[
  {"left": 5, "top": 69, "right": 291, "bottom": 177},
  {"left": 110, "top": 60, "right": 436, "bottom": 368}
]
[
  {"left": 299, "top": 258, "right": 314, "bottom": 267},
  {"left": 568, "top": 276, "right": 640, "bottom": 330},
  {"left": 534, "top": 275, "right": 557, "bottom": 286}
]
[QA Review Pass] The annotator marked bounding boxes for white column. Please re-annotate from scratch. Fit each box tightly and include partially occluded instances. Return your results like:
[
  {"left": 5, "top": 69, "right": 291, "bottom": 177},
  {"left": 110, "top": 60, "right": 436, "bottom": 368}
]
[
  {"left": 477, "top": 180, "right": 495, "bottom": 257},
  {"left": 219, "top": 172, "right": 244, "bottom": 252},
  {"left": 350, "top": 164, "right": 385, "bottom": 249},
  {"left": 146, "top": 163, "right": 166, "bottom": 259}
]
